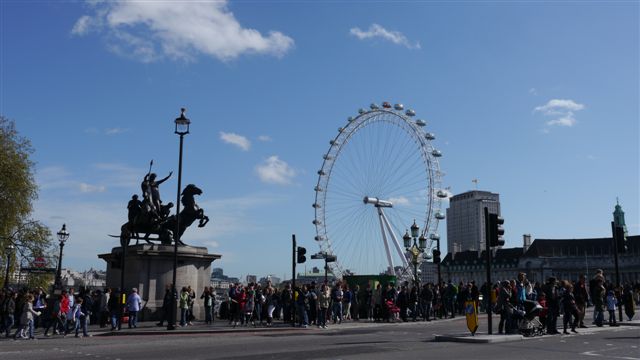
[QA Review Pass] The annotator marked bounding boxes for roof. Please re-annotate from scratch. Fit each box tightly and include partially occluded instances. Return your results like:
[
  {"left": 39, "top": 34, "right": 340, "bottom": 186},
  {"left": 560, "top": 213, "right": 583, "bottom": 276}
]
[
  {"left": 441, "top": 235, "right": 639, "bottom": 263},
  {"left": 523, "top": 235, "right": 639, "bottom": 257}
]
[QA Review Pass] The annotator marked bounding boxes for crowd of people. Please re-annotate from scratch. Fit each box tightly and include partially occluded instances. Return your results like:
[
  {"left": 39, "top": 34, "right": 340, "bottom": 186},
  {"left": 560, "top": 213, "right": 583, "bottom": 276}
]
[
  {"left": 220, "top": 272, "right": 639, "bottom": 332},
  {"left": 0, "top": 285, "right": 153, "bottom": 339},
  {"left": 1, "top": 270, "right": 638, "bottom": 339}
]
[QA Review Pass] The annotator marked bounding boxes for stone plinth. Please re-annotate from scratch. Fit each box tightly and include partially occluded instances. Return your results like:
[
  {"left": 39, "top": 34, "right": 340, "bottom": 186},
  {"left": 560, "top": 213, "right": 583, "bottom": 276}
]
[{"left": 98, "top": 244, "right": 221, "bottom": 321}]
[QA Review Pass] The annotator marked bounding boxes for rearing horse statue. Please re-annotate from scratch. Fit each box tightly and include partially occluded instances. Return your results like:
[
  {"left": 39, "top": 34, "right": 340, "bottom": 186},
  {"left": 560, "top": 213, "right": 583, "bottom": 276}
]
[{"left": 160, "top": 184, "right": 210, "bottom": 245}]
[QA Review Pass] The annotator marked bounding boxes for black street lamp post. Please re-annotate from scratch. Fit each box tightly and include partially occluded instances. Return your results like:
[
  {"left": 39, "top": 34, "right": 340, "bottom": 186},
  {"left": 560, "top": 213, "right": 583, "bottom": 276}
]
[
  {"left": 168, "top": 108, "right": 190, "bottom": 331},
  {"left": 3, "top": 244, "right": 14, "bottom": 289},
  {"left": 55, "top": 224, "right": 69, "bottom": 289},
  {"left": 403, "top": 220, "right": 427, "bottom": 287}
]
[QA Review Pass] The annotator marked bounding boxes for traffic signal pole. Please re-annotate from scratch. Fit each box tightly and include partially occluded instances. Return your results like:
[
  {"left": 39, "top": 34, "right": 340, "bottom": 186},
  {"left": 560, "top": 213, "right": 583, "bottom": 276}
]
[
  {"left": 292, "top": 234, "right": 296, "bottom": 327},
  {"left": 484, "top": 207, "right": 493, "bottom": 335},
  {"left": 611, "top": 222, "right": 622, "bottom": 322}
]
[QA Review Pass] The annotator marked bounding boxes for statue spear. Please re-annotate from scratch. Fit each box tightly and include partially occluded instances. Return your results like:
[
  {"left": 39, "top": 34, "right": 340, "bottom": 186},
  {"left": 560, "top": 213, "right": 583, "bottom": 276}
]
[{"left": 148, "top": 159, "right": 154, "bottom": 176}]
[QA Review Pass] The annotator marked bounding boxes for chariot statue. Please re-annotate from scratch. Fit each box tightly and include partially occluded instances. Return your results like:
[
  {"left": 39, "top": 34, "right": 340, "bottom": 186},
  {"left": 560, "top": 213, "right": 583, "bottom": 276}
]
[{"left": 113, "top": 162, "right": 210, "bottom": 247}]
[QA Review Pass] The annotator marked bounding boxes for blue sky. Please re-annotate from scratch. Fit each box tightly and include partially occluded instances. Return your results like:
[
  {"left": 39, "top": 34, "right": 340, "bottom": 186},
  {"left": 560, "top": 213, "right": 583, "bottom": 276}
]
[{"left": 1, "top": 1, "right": 638, "bottom": 280}]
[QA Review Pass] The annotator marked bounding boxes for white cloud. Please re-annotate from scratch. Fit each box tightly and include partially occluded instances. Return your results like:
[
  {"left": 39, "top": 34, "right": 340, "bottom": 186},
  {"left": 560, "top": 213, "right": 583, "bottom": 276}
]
[
  {"left": 255, "top": 156, "right": 296, "bottom": 185},
  {"left": 350, "top": 24, "right": 420, "bottom": 50},
  {"left": 534, "top": 99, "right": 584, "bottom": 115},
  {"left": 71, "top": 15, "right": 93, "bottom": 35},
  {"left": 389, "top": 196, "right": 410, "bottom": 206},
  {"left": 220, "top": 132, "right": 251, "bottom": 151},
  {"left": 258, "top": 135, "right": 272, "bottom": 142},
  {"left": 79, "top": 183, "right": 107, "bottom": 193},
  {"left": 105, "top": 127, "right": 128, "bottom": 135},
  {"left": 546, "top": 115, "right": 577, "bottom": 127},
  {"left": 534, "top": 98, "right": 584, "bottom": 129},
  {"left": 72, "top": 0, "right": 294, "bottom": 62}
]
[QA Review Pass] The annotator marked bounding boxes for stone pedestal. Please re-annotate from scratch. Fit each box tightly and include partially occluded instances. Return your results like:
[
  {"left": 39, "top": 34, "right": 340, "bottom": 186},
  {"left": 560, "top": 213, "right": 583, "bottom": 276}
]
[{"left": 98, "top": 244, "right": 221, "bottom": 321}]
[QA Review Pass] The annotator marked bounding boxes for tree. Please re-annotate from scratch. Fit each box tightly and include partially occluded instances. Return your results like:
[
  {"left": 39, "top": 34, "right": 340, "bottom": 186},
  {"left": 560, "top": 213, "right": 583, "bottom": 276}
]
[{"left": 1, "top": 116, "right": 53, "bottom": 288}]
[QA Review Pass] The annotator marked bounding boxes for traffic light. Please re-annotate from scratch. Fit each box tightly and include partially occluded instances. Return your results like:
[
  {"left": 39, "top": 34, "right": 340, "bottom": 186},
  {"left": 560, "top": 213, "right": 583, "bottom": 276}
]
[
  {"left": 297, "top": 246, "right": 307, "bottom": 264},
  {"left": 489, "top": 213, "right": 505, "bottom": 247},
  {"left": 432, "top": 249, "right": 441, "bottom": 264},
  {"left": 615, "top": 226, "right": 627, "bottom": 254}
]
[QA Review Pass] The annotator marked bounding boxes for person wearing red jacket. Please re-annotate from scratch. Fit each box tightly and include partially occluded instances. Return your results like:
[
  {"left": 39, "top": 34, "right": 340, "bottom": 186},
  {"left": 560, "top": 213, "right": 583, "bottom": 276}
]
[{"left": 59, "top": 291, "right": 70, "bottom": 336}]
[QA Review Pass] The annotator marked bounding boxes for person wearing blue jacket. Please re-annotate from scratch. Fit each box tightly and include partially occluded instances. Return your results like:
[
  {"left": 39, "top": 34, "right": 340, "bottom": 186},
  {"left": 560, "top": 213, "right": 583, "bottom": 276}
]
[{"left": 126, "top": 288, "right": 142, "bottom": 328}]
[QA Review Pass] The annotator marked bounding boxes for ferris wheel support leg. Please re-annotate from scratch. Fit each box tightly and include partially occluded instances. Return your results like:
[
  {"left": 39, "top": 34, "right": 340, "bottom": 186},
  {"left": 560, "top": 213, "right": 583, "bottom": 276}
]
[
  {"left": 379, "top": 208, "right": 410, "bottom": 269},
  {"left": 377, "top": 207, "right": 395, "bottom": 274}
]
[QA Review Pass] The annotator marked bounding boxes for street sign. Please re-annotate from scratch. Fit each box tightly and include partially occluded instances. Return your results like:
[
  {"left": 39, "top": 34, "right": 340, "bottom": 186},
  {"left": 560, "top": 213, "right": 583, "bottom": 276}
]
[
  {"left": 465, "top": 300, "right": 479, "bottom": 335},
  {"left": 33, "top": 256, "right": 46, "bottom": 268}
]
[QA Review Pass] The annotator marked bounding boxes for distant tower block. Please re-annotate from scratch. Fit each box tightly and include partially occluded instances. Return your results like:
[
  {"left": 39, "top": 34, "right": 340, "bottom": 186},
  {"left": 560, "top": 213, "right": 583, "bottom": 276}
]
[{"left": 446, "top": 190, "right": 501, "bottom": 252}]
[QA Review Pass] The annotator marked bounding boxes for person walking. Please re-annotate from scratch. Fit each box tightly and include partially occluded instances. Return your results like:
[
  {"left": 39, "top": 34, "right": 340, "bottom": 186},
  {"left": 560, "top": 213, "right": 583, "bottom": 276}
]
[
  {"left": 561, "top": 283, "right": 579, "bottom": 334},
  {"left": 497, "top": 281, "right": 512, "bottom": 334},
  {"left": 99, "top": 289, "right": 110, "bottom": 328},
  {"left": 14, "top": 294, "right": 41, "bottom": 340},
  {"left": 72, "top": 298, "right": 89, "bottom": 338},
  {"left": 157, "top": 284, "right": 174, "bottom": 327},
  {"left": 573, "top": 275, "right": 589, "bottom": 328},
  {"left": 3, "top": 291, "right": 16, "bottom": 338},
  {"left": 543, "top": 277, "right": 560, "bottom": 334},
  {"left": 201, "top": 287, "right": 215, "bottom": 325},
  {"left": 606, "top": 290, "right": 618, "bottom": 326},
  {"left": 179, "top": 287, "right": 190, "bottom": 327},
  {"left": 126, "top": 288, "right": 142, "bottom": 328},
  {"left": 318, "top": 284, "right": 331, "bottom": 329},
  {"left": 592, "top": 274, "right": 606, "bottom": 327}
]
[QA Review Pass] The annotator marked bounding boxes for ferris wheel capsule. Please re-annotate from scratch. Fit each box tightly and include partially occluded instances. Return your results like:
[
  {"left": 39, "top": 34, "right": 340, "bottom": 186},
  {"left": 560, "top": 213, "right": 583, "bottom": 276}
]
[
  {"left": 314, "top": 186, "right": 324, "bottom": 192},
  {"left": 432, "top": 149, "right": 442, "bottom": 157},
  {"left": 394, "top": 104, "right": 404, "bottom": 111},
  {"left": 429, "top": 233, "right": 440, "bottom": 240},
  {"left": 338, "top": 127, "right": 344, "bottom": 133},
  {"left": 323, "top": 154, "right": 333, "bottom": 160},
  {"left": 370, "top": 103, "right": 380, "bottom": 110},
  {"left": 406, "top": 109, "right": 416, "bottom": 117},
  {"left": 415, "top": 119, "right": 426, "bottom": 126},
  {"left": 382, "top": 101, "right": 392, "bottom": 108},
  {"left": 425, "top": 133, "right": 436, "bottom": 140},
  {"left": 435, "top": 212, "right": 445, "bottom": 220},
  {"left": 313, "top": 219, "right": 322, "bottom": 225},
  {"left": 348, "top": 116, "right": 355, "bottom": 122},
  {"left": 318, "top": 170, "right": 326, "bottom": 176},
  {"left": 330, "top": 140, "right": 339, "bottom": 146},
  {"left": 358, "top": 108, "right": 366, "bottom": 114},
  {"left": 312, "top": 203, "right": 321, "bottom": 208},
  {"left": 314, "top": 235, "right": 325, "bottom": 241},
  {"left": 436, "top": 190, "right": 449, "bottom": 198}
]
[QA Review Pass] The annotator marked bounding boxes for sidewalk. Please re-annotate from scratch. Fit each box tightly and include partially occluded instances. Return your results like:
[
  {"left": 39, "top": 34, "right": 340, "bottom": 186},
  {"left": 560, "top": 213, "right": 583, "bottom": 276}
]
[{"left": 433, "top": 318, "right": 640, "bottom": 343}]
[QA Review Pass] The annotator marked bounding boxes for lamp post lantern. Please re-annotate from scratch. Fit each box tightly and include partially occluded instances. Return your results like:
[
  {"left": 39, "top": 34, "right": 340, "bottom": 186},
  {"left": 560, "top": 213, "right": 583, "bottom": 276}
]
[
  {"left": 55, "top": 224, "right": 69, "bottom": 289},
  {"left": 3, "top": 244, "right": 15, "bottom": 289},
  {"left": 168, "top": 108, "right": 190, "bottom": 331},
  {"left": 404, "top": 220, "right": 427, "bottom": 287}
]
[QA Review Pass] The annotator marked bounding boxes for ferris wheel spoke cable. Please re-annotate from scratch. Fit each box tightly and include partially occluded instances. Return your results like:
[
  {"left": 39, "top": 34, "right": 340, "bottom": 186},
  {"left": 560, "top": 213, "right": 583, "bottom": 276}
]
[{"left": 375, "top": 139, "right": 423, "bottom": 195}]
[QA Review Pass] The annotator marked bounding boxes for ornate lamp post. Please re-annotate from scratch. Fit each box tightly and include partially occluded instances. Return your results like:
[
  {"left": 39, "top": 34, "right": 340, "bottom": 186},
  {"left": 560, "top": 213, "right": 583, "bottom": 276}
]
[
  {"left": 403, "top": 220, "right": 427, "bottom": 287},
  {"left": 3, "top": 244, "right": 15, "bottom": 289},
  {"left": 55, "top": 224, "right": 69, "bottom": 289},
  {"left": 168, "top": 108, "right": 190, "bottom": 331}
]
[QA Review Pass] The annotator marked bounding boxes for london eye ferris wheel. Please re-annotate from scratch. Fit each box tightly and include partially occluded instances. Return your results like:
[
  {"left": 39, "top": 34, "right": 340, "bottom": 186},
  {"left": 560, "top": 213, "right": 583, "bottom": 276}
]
[{"left": 313, "top": 102, "right": 447, "bottom": 281}]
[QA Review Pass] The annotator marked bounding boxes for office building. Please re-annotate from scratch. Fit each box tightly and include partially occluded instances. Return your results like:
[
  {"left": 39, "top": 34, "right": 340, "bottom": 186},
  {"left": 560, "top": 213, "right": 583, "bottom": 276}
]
[{"left": 446, "top": 190, "right": 501, "bottom": 253}]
